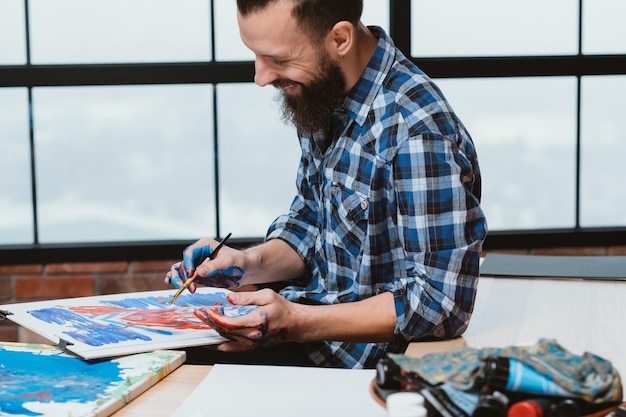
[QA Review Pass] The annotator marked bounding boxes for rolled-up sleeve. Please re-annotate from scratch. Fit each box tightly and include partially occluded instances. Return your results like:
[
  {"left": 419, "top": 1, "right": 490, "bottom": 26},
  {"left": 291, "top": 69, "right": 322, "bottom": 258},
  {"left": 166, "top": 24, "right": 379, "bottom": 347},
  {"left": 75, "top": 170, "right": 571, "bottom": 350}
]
[{"left": 385, "top": 131, "right": 487, "bottom": 347}]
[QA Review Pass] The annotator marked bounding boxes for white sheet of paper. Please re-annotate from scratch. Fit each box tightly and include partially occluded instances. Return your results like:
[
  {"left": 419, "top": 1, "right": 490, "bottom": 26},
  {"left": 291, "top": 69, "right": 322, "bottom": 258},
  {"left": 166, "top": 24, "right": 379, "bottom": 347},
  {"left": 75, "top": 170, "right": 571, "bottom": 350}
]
[{"left": 170, "top": 364, "right": 387, "bottom": 417}]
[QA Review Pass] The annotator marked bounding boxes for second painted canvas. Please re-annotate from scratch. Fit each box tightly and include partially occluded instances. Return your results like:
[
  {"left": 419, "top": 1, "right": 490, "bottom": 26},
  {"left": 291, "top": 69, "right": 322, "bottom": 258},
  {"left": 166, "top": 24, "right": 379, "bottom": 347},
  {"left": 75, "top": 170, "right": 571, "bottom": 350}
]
[{"left": 0, "top": 342, "right": 185, "bottom": 417}]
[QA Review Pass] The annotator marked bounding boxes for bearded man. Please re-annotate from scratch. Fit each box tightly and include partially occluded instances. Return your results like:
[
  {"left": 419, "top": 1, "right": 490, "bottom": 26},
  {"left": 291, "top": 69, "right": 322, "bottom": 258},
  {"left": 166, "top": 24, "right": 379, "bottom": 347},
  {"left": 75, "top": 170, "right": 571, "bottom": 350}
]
[{"left": 166, "top": 0, "right": 487, "bottom": 369}]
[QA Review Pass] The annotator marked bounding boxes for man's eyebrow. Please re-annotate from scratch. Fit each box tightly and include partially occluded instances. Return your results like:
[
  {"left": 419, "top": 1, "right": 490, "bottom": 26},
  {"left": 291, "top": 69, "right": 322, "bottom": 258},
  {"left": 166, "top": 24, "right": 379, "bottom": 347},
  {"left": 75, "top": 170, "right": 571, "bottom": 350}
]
[{"left": 262, "top": 53, "right": 292, "bottom": 61}]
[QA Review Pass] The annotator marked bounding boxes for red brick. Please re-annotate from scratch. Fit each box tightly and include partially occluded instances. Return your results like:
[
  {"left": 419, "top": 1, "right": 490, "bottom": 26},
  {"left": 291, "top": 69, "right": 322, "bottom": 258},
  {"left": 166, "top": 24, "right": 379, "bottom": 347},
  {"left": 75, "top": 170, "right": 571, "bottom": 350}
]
[
  {"left": 0, "top": 277, "right": 12, "bottom": 302},
  {"left": 531, "top": 247, "right": 607, "bottom": 256},
  {"left": 46, "top": 261, "right": 128, "bottom": 274},
  {"left": 15, "top": 275, "right": 94, "bottom": 300},
  {"left": 0, "top": 264, "right": 44, "bottom": 275},
  {"left": 98, "top": 273, "right": 170, "bottom": 295},
  {"left": 482, "top": 249, "right": 530, "bottom": 256},
  {"left": 130, "top": 260, "right": 177, "bottom": 273},
  {"left": 609, "top": 246, "right": 626, "bottom": 255}
]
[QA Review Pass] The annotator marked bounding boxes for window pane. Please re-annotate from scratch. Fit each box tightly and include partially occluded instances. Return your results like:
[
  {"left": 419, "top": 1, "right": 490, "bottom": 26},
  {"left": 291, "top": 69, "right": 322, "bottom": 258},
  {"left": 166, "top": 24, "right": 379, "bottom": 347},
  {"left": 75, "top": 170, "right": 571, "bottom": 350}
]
[
  {"left": 33, "top": 85, "right": 215, "bottom": 243},
  {"left": 580, "top": 75, "right": 626, "bottom": 227},
  {"left": 217, "top": 83, "right": 300, "bottom": 238},
  {"left": 435, "top": 77, "right": 578, "bottom": 230},
  {"left": 215, "top": 0, "right": 389, "bottom": 61},
  {"left": 0, "top": 88, "right": 33, "bottom": 244},
  {"left": 411, "top": 0, "right": 578, "bottom": 57},
  {"left": 362, "top": 1, "right": 389, "bottom": 34},
  {"left": 583, "top": 0, "right": 626, "bottom": 54},
  {"left": 214, "top": 0, "right": 254, "bottom": 61},
  {"left": 0, "top": 0, "right": 26, "bottom": 64},
  {"left": 30, "top": 0, "right": 211, "bottom": 64}
]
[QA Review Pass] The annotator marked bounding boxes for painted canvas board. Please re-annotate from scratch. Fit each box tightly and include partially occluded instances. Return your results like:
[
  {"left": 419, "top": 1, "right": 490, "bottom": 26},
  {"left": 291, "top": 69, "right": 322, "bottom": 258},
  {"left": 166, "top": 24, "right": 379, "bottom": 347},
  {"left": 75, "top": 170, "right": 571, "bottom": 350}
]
[
  {"left": 0, "top": 342, "right": 185, "bottom": 417},
  {"left": 0, "top": 287, "right": 256, "bottom": 360}
]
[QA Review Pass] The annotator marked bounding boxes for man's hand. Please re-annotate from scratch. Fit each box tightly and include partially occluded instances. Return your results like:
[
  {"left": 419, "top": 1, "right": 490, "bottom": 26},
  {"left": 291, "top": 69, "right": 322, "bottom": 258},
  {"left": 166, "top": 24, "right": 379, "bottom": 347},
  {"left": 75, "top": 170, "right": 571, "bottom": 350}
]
[
  {"left": 164, "top": 238, "right": 246, "bottom": 292},
  {"left": 194, "top": 289, "right": 300, "bottom": 352}
]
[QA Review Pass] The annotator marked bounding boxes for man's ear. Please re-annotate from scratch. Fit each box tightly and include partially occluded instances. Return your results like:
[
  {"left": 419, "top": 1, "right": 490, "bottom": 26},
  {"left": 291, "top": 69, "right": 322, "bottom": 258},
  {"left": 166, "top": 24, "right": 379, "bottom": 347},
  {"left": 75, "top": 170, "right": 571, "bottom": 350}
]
[{"left": 326, "top": 21, "right": 355, "bottom": 59}]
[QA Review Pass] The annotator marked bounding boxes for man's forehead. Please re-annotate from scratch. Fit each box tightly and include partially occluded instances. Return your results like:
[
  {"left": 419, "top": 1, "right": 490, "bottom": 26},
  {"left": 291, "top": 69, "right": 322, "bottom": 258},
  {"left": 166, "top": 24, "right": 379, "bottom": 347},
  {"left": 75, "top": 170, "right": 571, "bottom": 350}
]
[{"left": 237, "top": 1, "right": 310, "bottom": 56}]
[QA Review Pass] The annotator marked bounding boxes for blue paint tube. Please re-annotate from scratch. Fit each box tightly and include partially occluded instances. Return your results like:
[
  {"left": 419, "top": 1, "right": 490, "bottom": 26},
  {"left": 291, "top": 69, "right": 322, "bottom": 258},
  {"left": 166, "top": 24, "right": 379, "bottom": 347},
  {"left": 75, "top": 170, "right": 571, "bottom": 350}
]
[{"left": 483, "top": 357, "right": 575, "bottom": 398}]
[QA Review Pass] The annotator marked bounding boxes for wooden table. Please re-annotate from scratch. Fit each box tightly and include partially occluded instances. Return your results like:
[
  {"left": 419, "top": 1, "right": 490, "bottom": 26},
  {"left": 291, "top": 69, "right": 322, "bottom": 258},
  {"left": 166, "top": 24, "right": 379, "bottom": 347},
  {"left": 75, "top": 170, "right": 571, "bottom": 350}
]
[
  {"left": 112, "top": 364, "right": 213, "bottom": 417},
  {"left": 112, "top": 276, "right": 626, "bottom": 416}
]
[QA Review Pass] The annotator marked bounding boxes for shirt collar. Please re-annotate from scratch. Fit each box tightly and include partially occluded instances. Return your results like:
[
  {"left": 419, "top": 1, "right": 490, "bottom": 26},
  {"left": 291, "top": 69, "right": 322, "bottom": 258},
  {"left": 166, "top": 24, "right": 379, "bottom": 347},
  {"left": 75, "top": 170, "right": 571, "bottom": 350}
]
[{"left": 341, "top": 26, "right": 396, "bottom": 126}]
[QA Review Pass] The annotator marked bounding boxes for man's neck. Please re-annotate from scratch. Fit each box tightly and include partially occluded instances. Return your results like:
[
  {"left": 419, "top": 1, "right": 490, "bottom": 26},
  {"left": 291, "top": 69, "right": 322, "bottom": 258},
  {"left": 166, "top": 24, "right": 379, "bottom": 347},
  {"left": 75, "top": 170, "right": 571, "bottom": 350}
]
[{"left": 341, "top": 23, "right": 378, "bottom": 92}]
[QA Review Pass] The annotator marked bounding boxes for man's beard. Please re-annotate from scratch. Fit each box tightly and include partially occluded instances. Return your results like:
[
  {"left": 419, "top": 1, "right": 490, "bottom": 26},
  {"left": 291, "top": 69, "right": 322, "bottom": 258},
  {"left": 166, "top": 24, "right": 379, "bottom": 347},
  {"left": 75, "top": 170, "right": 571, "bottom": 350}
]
[{"left": 273, "top": 52, "right": 346, "bottom": 135}]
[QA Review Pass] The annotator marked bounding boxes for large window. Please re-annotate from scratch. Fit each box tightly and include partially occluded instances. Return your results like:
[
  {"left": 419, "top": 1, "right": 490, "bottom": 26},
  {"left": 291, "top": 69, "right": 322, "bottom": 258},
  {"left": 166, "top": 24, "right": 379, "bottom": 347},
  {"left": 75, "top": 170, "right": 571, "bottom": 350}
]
[
  {"left": 1, "top": 0, "right": 625, "bottom": 260},
  {"left": 0, "top": 1, "right": 26, "bottom": 65},
  {"left": 30, "top": 0, "right": 212, "bottom": 64},
  {"left": 411, "top": 0, "right": 578, "bottom": 57},
  {"left": 32, "top": 85, "right": 215, "bottom": 243},
  {"left": 436, "top": 77, "right": 578, "bottom": 231},
  {"left": 409, "top": 0, "right": 626, "bottom": 234},
  {"left": 0, "top": 88, "right": 31, "bottom": 245}
]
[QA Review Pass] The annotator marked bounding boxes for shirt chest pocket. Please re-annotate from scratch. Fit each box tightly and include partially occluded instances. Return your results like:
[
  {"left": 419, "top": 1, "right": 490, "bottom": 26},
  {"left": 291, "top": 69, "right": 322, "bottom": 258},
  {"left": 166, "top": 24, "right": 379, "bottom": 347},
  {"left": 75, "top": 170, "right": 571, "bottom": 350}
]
[{"left": 327, "top": 181, "right": 369, "bottom": 258}]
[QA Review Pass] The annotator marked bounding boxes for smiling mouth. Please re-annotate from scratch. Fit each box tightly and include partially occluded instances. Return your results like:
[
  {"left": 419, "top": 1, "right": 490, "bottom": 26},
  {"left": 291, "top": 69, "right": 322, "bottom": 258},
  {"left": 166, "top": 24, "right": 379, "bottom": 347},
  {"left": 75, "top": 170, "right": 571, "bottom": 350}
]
[
  {"left": 273, "top": 80, "right": 301, "bottom": 95},
  {"left": 281, "top": 83, "right": 300, "bottom": 95}
]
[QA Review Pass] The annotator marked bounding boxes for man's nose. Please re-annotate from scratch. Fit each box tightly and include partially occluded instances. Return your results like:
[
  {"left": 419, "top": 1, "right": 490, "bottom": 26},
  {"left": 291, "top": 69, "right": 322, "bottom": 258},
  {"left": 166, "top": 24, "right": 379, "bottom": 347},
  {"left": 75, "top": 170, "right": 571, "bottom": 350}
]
[{"left": 254, "top": 57, "right": 278, "bottom": 87}]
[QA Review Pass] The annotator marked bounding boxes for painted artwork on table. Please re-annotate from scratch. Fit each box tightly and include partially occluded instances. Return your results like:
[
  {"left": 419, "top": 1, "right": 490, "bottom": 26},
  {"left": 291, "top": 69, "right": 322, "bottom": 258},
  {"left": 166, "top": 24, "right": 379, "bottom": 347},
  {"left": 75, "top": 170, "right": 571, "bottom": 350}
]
[
  {"left": 0, "top": 342, "right": 185, "bottom": 417},
  {"left": 0, "top": 287, "right": 256, "bottom": 360}
]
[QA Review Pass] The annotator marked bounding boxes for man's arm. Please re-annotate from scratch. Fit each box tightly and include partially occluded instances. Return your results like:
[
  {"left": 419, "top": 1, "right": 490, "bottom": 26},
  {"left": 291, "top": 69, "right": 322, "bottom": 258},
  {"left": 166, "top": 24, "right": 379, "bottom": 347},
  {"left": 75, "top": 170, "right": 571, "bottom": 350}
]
[
  {"left": 196, "top": 287, "right": 396, "bottom": 352},
  {"left": 190, "top": 238, "right": 396, "bottom": 349},
  {"left": 386, "top": 128, "right": 487, "bottom": 345},
  {"left": 292, "top": 291, "right": 396, "bottom": 343},
  {"left": 239, "top": 238, "right": 307, "bottom": 285}
]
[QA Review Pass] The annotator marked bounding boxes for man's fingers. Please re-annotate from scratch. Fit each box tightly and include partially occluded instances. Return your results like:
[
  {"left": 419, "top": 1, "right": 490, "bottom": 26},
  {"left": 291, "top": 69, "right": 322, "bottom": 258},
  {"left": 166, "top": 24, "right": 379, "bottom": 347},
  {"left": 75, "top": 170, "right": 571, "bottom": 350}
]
[
  {"left": 227, "top": 288, "right": 276, "bottom": 306},
  {"left": 203, "top": 306, "right": 267, "bottom": 331},
  {"left": 195, "top": 307, "right": 264, "bottom": 351},
  {"left": 230, "top": 327, "right": 263, "bottom": 341},
  {"left": 216, "top": 340, "right": 256, "bottom": 352}
]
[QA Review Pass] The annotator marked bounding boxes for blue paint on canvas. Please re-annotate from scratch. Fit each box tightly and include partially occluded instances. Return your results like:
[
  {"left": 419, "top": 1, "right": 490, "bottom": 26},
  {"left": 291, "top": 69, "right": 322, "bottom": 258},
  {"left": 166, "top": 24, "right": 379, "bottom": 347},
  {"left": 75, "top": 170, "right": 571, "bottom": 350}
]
[
  {"left": 25, "top": 291, "right": 256, "bottom": 347},
  {"left": 28, "top": 306, "right": 153, "bottom": 346},
  {"left": 0, "top": 347, "right": 123, "bottom": 416}
]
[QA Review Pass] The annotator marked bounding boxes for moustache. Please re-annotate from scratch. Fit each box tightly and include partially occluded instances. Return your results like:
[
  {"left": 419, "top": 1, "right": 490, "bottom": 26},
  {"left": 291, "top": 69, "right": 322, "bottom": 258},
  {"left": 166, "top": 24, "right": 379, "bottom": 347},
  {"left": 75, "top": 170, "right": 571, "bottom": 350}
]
[{"left": 272, "top": 79, "right": 301, "bottom": 90}]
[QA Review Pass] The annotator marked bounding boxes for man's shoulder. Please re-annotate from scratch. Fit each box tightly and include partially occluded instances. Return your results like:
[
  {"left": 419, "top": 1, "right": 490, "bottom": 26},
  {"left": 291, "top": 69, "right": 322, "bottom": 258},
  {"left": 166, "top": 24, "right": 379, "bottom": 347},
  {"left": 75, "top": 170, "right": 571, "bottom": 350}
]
[
  {"left": 375, "top": 56, "right": 458, "bottom": 132},
  {"left": 383, "top": 57, "right": 442, "bottom": 106}
]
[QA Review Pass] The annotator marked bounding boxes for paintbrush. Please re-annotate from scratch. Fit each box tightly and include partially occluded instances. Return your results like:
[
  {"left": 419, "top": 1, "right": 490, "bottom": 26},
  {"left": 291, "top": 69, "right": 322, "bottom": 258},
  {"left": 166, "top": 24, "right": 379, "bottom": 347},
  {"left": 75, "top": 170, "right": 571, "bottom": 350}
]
[{"left": 167, "top": 232, "right": 232, "bottom": 305}]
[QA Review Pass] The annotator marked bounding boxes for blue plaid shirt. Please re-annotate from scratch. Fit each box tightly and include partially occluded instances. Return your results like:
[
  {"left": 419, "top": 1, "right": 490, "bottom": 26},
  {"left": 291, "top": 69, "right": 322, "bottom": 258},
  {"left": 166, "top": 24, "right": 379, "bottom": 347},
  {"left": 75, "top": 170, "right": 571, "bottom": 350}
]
[{"left": 266, "top": 27, "right": 487, "bottom": 368}]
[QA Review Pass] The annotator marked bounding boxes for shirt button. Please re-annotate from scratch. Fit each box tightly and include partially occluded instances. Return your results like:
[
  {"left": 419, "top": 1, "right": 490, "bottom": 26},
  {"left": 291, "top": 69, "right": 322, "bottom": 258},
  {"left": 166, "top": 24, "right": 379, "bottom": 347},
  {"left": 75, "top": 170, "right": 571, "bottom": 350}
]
[{"left": 360, "top": 200, "right": 368, "bottom": 210}]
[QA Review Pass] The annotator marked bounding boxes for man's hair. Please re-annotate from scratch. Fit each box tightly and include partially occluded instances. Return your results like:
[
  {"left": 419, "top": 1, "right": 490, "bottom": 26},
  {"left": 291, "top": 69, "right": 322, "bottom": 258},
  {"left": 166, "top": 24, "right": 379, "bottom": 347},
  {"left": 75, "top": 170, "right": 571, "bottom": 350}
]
[{"left": 237, "top": 0, "right": 363, "bottom": 41}]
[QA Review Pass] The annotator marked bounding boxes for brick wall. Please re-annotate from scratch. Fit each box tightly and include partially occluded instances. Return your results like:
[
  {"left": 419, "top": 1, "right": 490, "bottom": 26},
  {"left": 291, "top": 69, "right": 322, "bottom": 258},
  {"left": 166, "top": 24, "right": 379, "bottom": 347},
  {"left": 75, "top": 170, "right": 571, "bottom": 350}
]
[
  {"left": 485, "top": 245, "right": 626, "bottom": 257},
  {"left": 1, "top": 245, "right": 625, "bottom": 344}
]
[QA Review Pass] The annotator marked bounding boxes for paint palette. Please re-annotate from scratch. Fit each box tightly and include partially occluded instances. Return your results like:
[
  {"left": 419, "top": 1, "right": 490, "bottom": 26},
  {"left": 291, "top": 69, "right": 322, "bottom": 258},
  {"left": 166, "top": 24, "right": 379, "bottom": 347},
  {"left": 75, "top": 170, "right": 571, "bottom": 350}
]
[
  {"left": 0, "top": 342, "right": 185, "bottom": 417},
  {"left": 0, "top": 287, "right": 256, "bottom": 360}
]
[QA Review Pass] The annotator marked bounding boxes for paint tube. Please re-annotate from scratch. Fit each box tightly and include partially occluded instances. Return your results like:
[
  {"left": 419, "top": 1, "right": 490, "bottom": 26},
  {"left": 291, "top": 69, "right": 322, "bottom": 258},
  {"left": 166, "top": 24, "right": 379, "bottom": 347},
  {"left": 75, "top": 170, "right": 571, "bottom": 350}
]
[
  {"left": 507, "top": 398, "right": 555, "bottom": 417},
  {"left": 420, "top": 383, "right": 481, "bottom": 417},
  {"left": 507, "top": 398, "right": 582, "bottom": 417},
  {"left": 473, "top": 389, "right": 510, "bottom": 417},
  {"left": 483, "top": 357, "right": 575, "bottom": 398}
]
